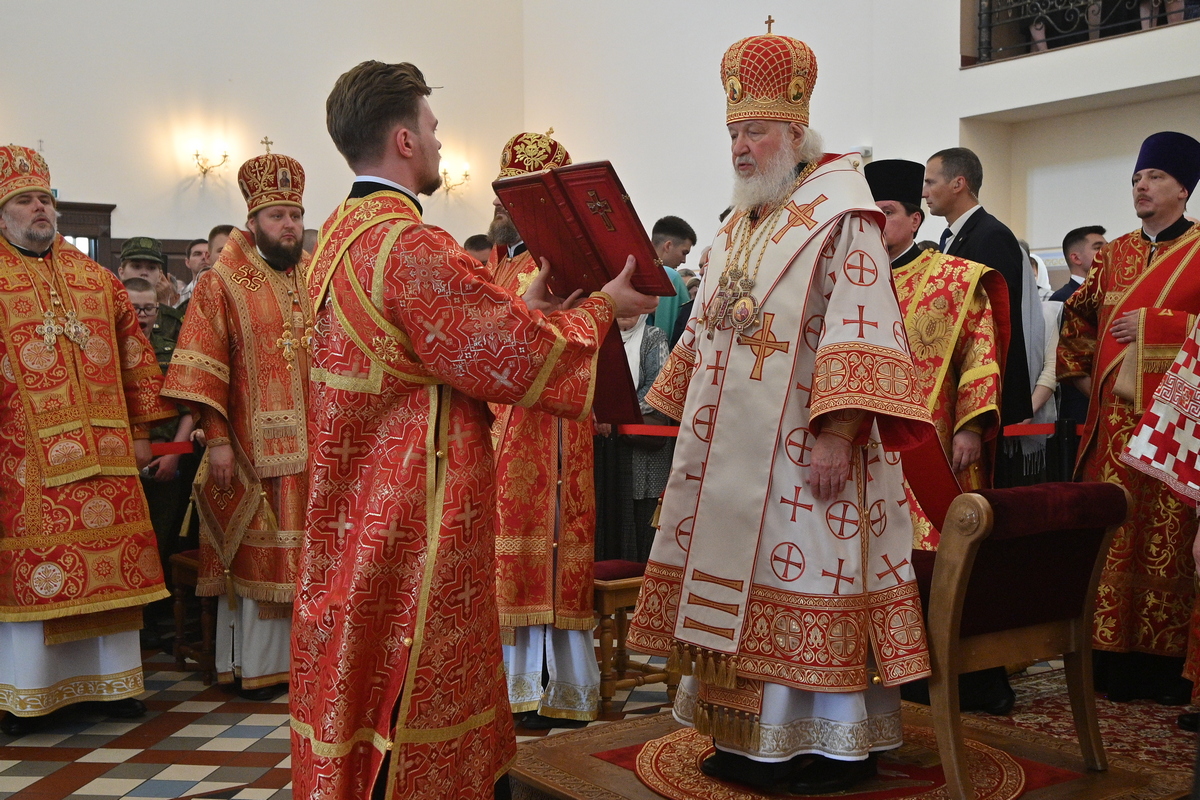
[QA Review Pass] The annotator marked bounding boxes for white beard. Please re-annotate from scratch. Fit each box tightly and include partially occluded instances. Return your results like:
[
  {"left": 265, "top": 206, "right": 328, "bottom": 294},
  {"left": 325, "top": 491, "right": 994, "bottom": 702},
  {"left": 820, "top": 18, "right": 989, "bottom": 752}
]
[{"left": 730, "top": 145, "right": 800, "bottom": 213}]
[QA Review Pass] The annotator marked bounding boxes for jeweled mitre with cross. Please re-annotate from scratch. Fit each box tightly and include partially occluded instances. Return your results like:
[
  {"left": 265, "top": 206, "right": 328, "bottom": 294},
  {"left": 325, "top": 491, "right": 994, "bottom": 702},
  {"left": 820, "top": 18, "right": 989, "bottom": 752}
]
[{"left": 627, "top": 154, "right": 935, "bottom": 693}]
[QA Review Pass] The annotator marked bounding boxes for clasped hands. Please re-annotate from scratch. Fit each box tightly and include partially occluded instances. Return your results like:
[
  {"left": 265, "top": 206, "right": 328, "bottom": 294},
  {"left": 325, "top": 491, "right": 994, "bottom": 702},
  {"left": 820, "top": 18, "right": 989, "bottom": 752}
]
[{"left": 522, "top": 256, "right": 659, "bottom": 319}]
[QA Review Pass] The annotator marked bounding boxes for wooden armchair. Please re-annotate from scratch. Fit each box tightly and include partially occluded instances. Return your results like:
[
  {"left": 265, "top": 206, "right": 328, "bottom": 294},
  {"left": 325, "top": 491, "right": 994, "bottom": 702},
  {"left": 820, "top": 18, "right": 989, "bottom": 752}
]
[{"left": 915, "top": 483, "right": 1130, "bottom": 800}]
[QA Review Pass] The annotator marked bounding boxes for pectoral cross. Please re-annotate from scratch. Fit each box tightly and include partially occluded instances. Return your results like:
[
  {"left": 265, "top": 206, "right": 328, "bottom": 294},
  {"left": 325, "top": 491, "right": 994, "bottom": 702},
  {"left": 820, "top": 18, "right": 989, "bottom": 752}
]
[
  {"left": 765, "top": 14, "right": 775, "bottom": 33},
  {"left": 737, "top": 312, "right": 790, "bottom": 381},
  {"left": 586, "top": 190, "right": 616, "bottom": 232},
  {"left": 36, "top": 310, "right": 63, "bottom": 347},
  {"left": 277, "top": 328, "right": 300, "bottom": 368}
]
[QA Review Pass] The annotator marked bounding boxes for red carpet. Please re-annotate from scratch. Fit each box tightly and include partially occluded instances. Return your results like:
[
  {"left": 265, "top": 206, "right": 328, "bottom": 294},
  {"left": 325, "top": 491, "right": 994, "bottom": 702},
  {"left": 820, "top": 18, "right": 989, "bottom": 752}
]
[{"left": 593, "top": 725, "right": 1079, "bottom": 800}]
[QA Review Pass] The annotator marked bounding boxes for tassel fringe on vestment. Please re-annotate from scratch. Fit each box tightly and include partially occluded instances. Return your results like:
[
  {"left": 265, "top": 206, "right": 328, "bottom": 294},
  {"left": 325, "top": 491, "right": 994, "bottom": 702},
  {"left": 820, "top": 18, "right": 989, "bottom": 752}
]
[
  {"left": 667, "top": 643, "right": 739, "bottom": 690},
  {"left": 692, "top": 699, "right": 762, "bottom": 752}
]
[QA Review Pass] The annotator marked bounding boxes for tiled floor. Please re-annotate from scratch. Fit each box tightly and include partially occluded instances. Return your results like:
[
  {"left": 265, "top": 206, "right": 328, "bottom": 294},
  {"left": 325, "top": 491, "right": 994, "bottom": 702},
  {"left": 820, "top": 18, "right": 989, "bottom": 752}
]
[
  {"left": 0, "top": 647, "right": 673, "bottom": 799},
  {"left": 0, "top": 652, "right": 291, "bottom": 800},
  {"left": 0, "top": 651, "right": 1122, "bottom": 799}
]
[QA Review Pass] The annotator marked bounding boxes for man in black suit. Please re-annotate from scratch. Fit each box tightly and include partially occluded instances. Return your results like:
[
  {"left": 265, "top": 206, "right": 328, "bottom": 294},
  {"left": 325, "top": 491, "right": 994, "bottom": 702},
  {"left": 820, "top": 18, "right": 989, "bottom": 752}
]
[
  {"left": 1048, "top": 225, "right": 1106, "bottom": 303},
  {"left": 924, "top": 148, "right": 1033, "bottom": 432},
  {"left": 921, "top": 147, "right": 1027, "bottom": 716}
]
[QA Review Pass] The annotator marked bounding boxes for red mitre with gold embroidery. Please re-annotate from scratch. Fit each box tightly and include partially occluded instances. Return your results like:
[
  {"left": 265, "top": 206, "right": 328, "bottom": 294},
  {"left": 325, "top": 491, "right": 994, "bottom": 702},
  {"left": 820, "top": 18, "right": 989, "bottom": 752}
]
[
  {"left": 238, "top": 153, "right": 305, "bottom": 214},
  {"left": 496, "top": 130, "right": 572, "bottom": 180},
  {"left": 0, "top": 145, "right": 52, "bottom": 208},
  {"left": 722, "top": 33, "right": 818, "bottom": 125}
]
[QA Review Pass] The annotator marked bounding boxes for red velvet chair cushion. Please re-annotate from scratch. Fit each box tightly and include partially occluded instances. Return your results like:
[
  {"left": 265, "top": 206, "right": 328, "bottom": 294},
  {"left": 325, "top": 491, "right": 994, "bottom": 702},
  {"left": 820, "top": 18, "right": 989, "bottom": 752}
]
[
  {"left": 594, "top": 559, "right": 647, "bottom": 581},
  {"left": 912, "top": 483, "right": 1126, "bottom": 638}
]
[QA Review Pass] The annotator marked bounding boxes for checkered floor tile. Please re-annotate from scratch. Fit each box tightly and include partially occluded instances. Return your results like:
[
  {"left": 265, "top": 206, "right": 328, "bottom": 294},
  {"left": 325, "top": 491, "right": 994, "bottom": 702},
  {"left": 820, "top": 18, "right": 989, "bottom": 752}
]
[{"left": 0, "top": 653, "right": 291, "bottom": 800}]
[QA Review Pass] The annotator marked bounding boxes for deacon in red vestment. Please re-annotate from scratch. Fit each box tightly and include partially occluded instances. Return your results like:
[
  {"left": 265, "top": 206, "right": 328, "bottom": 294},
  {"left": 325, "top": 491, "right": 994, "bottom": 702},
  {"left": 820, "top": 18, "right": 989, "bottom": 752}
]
[
  {"left": 1058, "top": 131, "right": 1200, "bottom": 706},
  {"left": 291, "top": 60, "right": 659, "bottom": 800},
  {"left": 163, "top": 152, "right": 311, "bottom": 699},
  {"left": 626, "top": 30, "right": 952, "bottom": 796},
  {"left": 0, "top": 146, "right": 174, "bottom": 736},
  {"left": 488, "top": 131, "right": 601, "bottom": 729}
]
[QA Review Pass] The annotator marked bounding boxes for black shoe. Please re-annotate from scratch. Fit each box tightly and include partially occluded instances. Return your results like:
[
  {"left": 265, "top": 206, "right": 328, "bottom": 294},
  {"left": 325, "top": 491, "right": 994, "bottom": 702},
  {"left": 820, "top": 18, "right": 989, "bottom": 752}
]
[
  {"left": 519, "top": 713, "right": 589, "bottom": 730},
  {"left": 959, "top": 669, "right": 1016, "bottom": 715},
  {"left": 700, "top": 749, "right": 800, "bottom": 793},
  {"left": 103, "top": 698, "right": 147, "bottom": 719},
  {"left": 1154, "top": 678, "right": 1193, "bottom": 706},
  {"left": 238, "top": 684, "right": 286, "bottom": 702},
  {"left": 900, "top": 679, "right": 930, "bottom": 705},
  {"left": 788, "top": 753, "right": 877, "bottom": 795},
  {"left": 1178, "top": 712, "right": 1199, "bottom": 732},
  {"left": 0, "top": 713, "right": 42, "bottom": 737}
]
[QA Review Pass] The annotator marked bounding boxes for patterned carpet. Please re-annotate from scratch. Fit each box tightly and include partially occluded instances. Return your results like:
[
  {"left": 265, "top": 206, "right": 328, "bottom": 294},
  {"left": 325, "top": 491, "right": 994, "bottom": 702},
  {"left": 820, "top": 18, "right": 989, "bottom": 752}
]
[
  {"left": 990, "top": 662, "right": 1197, "bottom": 771},
  {"left": 0, "top": 653, "right": 1192, "bottom": 798}
]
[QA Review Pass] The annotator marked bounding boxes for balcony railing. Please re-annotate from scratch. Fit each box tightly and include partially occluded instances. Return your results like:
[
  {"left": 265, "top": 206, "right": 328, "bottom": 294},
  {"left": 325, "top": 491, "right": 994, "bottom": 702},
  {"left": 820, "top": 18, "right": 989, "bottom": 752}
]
[{"left": 977, "top": 0, "right": 1199, "bottom": 63}]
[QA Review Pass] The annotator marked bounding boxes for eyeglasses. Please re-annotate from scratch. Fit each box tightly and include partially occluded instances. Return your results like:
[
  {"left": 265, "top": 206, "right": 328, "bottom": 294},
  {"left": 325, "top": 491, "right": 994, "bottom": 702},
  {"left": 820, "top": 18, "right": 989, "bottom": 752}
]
[{"left": 132, "top": 305, "right": 159, "bottom": 316}]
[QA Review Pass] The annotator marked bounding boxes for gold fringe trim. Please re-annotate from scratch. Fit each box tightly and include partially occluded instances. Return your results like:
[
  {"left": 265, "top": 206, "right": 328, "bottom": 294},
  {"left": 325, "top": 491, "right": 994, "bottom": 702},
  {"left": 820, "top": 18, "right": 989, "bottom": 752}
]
[
  {"left": 257, "top": 601, "right": 293, "bottom": 620},
  {"left": 195, "top": 577, "right": 296, "bottom": 604},
  {"left": 498, "top": 610, "right": 555, "bottom": 629},
  {"left": 0, "top": 586, "right": 169, "bottom": 623},
  {"left": 1143, "top": 357, "right": 1177, "bottom": 373},
  {"left": 553, "top": 614, "right": 599, "bottom": 632},
  {"left": 43, "top": 463, "right": 102, "bottom": 487},
  {"left": 37, "top": 419, "right": 83, "bottom": 438},
  {"left": 667, "top": 642, "right": 739, "bottom": 689},
  {"left": 693, "top": 700, "right": 761, "bottom": 752},
  {"left": 43, "top": 606, "right": 143, "bottom": 645},
  {"left": 255, "top": 460, "right": 307, "bottom": 479}
]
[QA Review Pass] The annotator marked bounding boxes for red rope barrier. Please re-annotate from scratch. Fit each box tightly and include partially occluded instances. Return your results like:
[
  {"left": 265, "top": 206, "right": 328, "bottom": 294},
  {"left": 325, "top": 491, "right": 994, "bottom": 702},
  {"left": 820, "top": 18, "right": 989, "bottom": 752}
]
[
  {"left": 1002, "top": 423, "right": 1085, "bottom": 437},
  {"left": 149, "top": 441, "right": 195, "bottom": 455},
  {"left": 614, "top": 424, "right": 679, "bottom": 437}
]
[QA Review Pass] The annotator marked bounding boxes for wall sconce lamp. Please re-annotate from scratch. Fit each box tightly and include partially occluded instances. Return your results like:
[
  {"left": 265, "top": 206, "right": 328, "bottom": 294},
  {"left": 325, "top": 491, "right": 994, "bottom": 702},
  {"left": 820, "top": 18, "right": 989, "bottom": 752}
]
[
  {"left": 441, "top": 162, "right": 470, "bottom": 193},
  {"left": 194, "top": 150, "right": 229, "bottom": 177}
]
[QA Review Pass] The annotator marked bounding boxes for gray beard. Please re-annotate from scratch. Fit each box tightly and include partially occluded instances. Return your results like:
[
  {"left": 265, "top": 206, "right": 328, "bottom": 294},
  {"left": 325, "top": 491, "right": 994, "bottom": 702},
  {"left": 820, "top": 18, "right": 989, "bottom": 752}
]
[
  {"left": 730, "top": 147, "right": 801, "bottom": 212},
  {"left": 488, "top": 216, "right": 520, "bottom": 248},
  {"left": 2, "top": 219, "right": 56, "bottom": 252}
]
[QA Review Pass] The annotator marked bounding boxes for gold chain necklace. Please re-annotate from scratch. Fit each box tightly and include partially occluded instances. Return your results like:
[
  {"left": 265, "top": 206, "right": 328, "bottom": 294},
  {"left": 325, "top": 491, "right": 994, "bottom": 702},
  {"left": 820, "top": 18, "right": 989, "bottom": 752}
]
[
  {"left": 704, "top": 162, "right": 818, "bottom": 337},
  {"left": 276, "top": 267, "right": 312, "bottom": 371},
  {"left": 22, "top": 254, "right": 92, "bottom": 349}
]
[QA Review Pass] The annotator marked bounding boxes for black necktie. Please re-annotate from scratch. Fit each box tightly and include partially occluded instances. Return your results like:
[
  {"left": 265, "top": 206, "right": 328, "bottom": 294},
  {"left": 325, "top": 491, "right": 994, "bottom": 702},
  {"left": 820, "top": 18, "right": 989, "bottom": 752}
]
[{"left": 939, "top": 227, "right": 954, "bottom": 252}]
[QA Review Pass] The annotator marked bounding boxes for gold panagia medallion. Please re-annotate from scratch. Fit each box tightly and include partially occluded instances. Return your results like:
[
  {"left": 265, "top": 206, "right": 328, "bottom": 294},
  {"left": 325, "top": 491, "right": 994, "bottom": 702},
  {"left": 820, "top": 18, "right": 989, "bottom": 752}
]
[{"left": 730, "top": 294, "right": 760, "bottom": 333}]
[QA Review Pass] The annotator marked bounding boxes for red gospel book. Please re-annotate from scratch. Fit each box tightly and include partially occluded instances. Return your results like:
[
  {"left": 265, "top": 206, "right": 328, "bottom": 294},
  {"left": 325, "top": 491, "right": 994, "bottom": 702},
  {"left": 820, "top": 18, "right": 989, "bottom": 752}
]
[{"left": 493, "top": 161, "right": 676, "bottom": 424}]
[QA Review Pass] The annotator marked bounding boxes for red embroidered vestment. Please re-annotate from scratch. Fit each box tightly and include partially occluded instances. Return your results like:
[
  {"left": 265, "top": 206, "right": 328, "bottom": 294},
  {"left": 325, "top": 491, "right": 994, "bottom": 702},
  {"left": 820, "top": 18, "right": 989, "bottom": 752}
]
[
  {"left": 1058, "top": 224, "right": 1200, "bottom": 657},
  {"left": 291, "top": 190, "right": 613, "bottom": 800},
  {"left": 0, "top": 235, "right": 173, "bottom": 625}
]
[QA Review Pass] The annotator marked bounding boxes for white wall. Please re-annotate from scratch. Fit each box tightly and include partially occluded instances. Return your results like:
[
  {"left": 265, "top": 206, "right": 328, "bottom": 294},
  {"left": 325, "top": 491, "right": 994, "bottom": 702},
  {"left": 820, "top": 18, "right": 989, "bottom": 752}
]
[
  {"left": 0, "top": 0, "right": 523, "bottom": 242},
  {"left": 1016, "top": 92, "right": 1200, "bottom": 249},
  {"left": 3, "top": 2, "right": 1198, "bottom": 252}
]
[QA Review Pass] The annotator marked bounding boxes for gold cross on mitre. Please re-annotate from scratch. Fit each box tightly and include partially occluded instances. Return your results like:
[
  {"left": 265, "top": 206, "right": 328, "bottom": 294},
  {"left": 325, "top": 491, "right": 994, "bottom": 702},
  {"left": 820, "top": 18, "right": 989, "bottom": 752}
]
[
  {"left": 261, "top": 136, "right": 273, "bottom": 154},
  {"left": 765, "top": 14, "right": 775, "bottom": 33}
]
